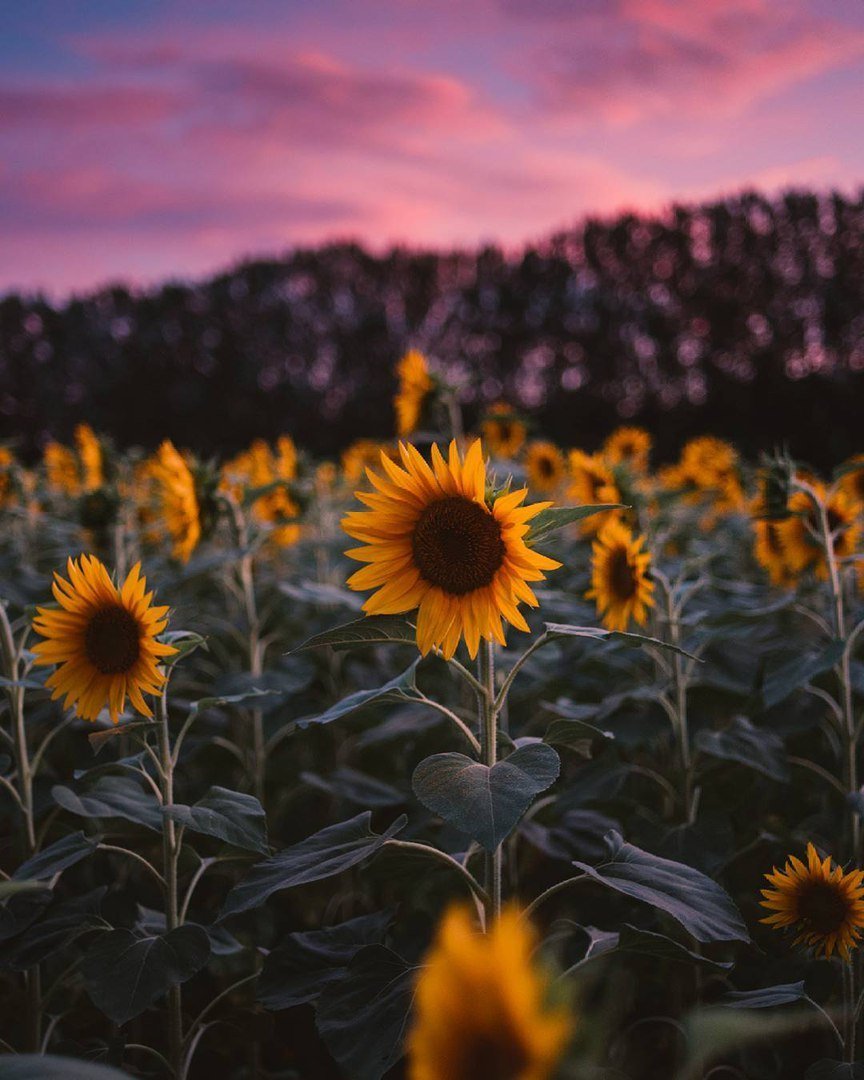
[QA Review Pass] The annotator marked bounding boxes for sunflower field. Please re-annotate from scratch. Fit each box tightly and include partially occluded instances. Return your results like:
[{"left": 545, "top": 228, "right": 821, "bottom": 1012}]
[{"left": 4, "top": 354, "right": 864, "bottom": 1080}]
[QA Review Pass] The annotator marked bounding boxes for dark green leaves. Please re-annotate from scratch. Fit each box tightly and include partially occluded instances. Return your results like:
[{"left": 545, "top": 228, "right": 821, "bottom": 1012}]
[
  {"left": 220, "top": 813, "right": 407, "bottom": 919},
  {"left": 544, "top": 623, "right": 700, "bottom": 661},
  {"left": 762, "top": 641, "right": 846, "bottom": 710},
  {"left": 696, "top": 716, "right": 789, "bottom": 781},
  {"left": 294, "top": 615, "right": 417, "bottom": 652},
  {"left": 1, "top": 888, "right": 106, "bottom": 970},
  {"left": 412, "top": 743, "right": 560, "bottom": 852},
  {"left": 297, "top": 663, "right": 420, "bottom": 728},
  {"left": 0, "top": 1057, "right": 136, "bottom": 1079},
  {"left": 52, "top": 775, "right": 163, "bottom": 831},
  {"left": 527, "top": 505, "right": 626, "bottom": 541},
  {"left": 82, "top": 925, "right": 211, "bottom": 1024},
  {"left": 721, "top": 982, "right": 808, "bottom": 1008},
  {"left": 163, "top": 786, "right": 268, "bottom": 853},
  {"left": 805, "top": 1063, "right": 864, "bottom": 1079},
  {"left": 573, "top": 832, "right": 749, "bottom": 943},
  {"left": 12, "top": 832, "right": 99, "bottom": 881}
]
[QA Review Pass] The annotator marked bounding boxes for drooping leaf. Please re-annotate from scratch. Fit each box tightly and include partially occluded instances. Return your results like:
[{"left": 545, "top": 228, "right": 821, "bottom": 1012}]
[
  {"left": 1, "top": 888, "right": 106, "bottom": 970},
  {"left": 412, "top": 743, "right": 560, "bottom": 852},
  {"left": 220, "top": 813, "right": 407, "bottom": 919},
  {"left": 761, "top": 641, "right": 846, "bottom": 710},
  {"left": 297, "top": 663, "right": 421, "bottom": 729},
  {"left": 721, "top": 982, "right": 808, "bottom": 1008},
  {"left": 52, "top": 775, "right": 163, "bottom": 831},
  {"left": 544, "top": 623, "right": 700, "bottom": 661},
  {"left": 82, "top": 924, "right": 211, "bottom": 1025},
  {"left": 696, "top": 716, "right": 789, "bottom": 782},
  {"left": 185, "top": 689, "right": 276, "bottom": 719},
  {"left": 258, "top": 910, "right": 393, "bottom": 1010},
  {"left": 521, "top": 809, "right": 621, "bottom": 864},
  {"left": 617, "top": 924, "right": 734, "bottom": 971},
  {"left": 11, "top": 832, "right": 99, "bottom": 881},
  {"left": 527, "top": 505, "right": 627, "bottom": 541},
  {"left": 315, "top": 945, "right": 417, "bottom": 1080},
  {"left": 294, "top": 615, "right": 417, "bottom": 653},
  {"left": 543, "top": 716, "right": 615, "bottom": 752},
  {"left": 572, "top": 831, "right": 749, "bottom": 943},
  {"left": 163, "top": 786, "right": 269, "bottom": 854}
]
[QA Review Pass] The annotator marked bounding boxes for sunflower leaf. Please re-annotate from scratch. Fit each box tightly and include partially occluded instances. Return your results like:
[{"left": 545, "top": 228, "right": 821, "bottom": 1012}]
[
  {"left": 721, "top": 982, "right": 808, "bottom": 1008},
  {"left": 163, "top": 786, "right": 269, "bottom": 853},
  {"left": 527, "top": 504, "right": 627, "bottom": 541},
  {"left": 695, "top": 716, "right": 790, "bottom": 782},
  {"left": 296, "top": 662, "right": 421, "bottom": 728},
  {"left": 11, "top": 832, "right": 100, "bottom": 881},
  {"left": 292, "top": 615, "right": 417, "bottom": 653},
  {"left": 544, "top": 623, "right": 701, "bottom": 662},
  {"left": 52, "top": 775, "right": 163, "bottom": 831}
]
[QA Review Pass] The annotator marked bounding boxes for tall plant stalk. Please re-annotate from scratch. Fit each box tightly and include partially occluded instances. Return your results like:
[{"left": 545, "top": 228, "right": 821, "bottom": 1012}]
[{"left": 478, "top": 640, "right": 501, "bottom": 923}]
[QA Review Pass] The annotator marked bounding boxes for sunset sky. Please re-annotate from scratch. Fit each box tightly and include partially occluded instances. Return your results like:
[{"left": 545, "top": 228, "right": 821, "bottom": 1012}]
[{"left": 3, "top": 0, "right": 863, "bottom": 297}]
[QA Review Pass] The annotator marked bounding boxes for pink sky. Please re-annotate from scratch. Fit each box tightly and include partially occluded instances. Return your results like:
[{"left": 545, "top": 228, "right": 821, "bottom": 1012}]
[{"left": 2, "top": 0, "right": 863, "bottom": 297}]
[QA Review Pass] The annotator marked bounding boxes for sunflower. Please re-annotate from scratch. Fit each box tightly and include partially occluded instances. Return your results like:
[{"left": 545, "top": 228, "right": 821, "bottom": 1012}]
[
  {"left": 482, "top": 403, "right": 527, "bottom": 460},
  {"left": 407, "top": 905, "right": 571, "bottom": 1080},
  {"left": 775, "top": 484, "right": 861, "bottom": 580},
  {"left": 839, "top": 455, "right": 864, "bottom": 507},
  {"left": 603, "top": 426, "right": 652, "bottom": 473},
  {"left": 32, "top": 554, "right": 177, "bottom": 723},
  {"left": 751, "top": 499, "right": 796, "bottom": 588},
  {"left": 342, "top": 439, "right": 400, "bottom": 483},
  {"left": 679, "top": 436, "right": 739, "bottom": 491},
  {"left": 760, "top": 842, "right": 864, "bottom": 960},
  {"left": 566, "top": 450, "right": 621, "bottom": 535},
  {"left": 44, "top": 440, "right": 81, "bottom": 497},
  {"left": 150, "top": 440, "right": 202, "bottom": 563},
  {"left": 343, "top": 439, "right": 560, "bottom": 660},
  {"left": 74, "top": 423, "right": 104, "bottom": 492},
  {"left": 586, "top": 518, "right": 654, "bottom": 631},
  {"left": 0, "top": 447, "right": 16, "bottom": 509},
  {"left": 394, "top": 349, "right": 433, "bottom": 437},
  {"left": 524, "top": 442, "right": 566, "bottom": 494}
]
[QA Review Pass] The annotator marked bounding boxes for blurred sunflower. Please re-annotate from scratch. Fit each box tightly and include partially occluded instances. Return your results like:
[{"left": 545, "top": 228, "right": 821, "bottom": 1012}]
[
  {"left": 44, "top": 440, "right": 81, "bottom": 497},
  {"left": 407, "top": 905, "right": 571, "bottom": 1080},
  {"left": 0, "top": 447, "right": 16, "bottom": 508},
  {"left": 482, "top": 403, "right": 527, "bottom": 459},
  {"left": 586, "top": 518, "right": 654, "bottom": 631},
  {"left": 32, "top": 554, "right": 177, "bottom": 723},
  {"left": 776, "top": 484, "right": 860, "bottom": 580},
  {"left": 566, "top": 451, "right": 621, "bottom": 534},
  {"left": 760, "top": 842, "right": 864, "bottom": 960},
  {"left": 603, "top": 426, "right": 652, "bottom": 474},
  {"left": 394, "top": 349, "right": 433, "bottom": 437},
  {"left": 751, "top": 502, "right": 795, "bottom": 588},
  {"left": 525, "top": 441, "right": 565, "bottom": 494},
  {"left": 342, "top": 439, "right": 400, "bottom": 483},
  {"left": 679, "top": 436, "right": 739, "bottom": 490},
  {"left": 839, "top": 455, "right": 864, "bottom": 507},
  {"left": 74, "top": 423, "right": 104, "bottom": 492},
  {"left": 150, "top": 440, "right": 202, "bottom": 563},
  {"left": 343, "top": 439, "right": 560, "bottom": 659}
]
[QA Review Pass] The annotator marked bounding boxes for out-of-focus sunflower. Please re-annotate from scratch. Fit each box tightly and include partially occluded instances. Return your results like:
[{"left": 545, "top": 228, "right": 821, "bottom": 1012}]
[
  {"left": 760, "top": 842, "right": 864, "bottom": 960},
  {"left": 74, "top": 423, "right": 104, "bottom": 492},
  {"left": 32, "top": 554, "right": 177, "bottom": 723},
  {"left": 525, "top": 441, "right": 566, "bottom": 494},
  {"left": 0, "top": 447, "right": 16, "bottom": 508},
  {"left": 343, "top": 439, "right": 560, "bottom": 659},
  {"left": 342, "top": 439, "right": 400, "bottom": 483},
  {"left": 482, "top": 403, "right": 527, "bottom": 459},
  {"left": 150, "top": 440, "right": 202, "bottom": 563},
  {"left": 407, "top": 905, "right": 572, "bottom": 1080},
  {"left": 44, "top": 441, "right": 81, "bottom": 497},
  {"left": 223, "top": 438, "right": 301, "bottom": 548},
  {"left": 586, "top": 518, "right": 654, "bottom": 631},
  {"left": 775, "top": 484, "right": 860, "bottom": 580},
  {"left": 603, "top": 427, "right": 652, "bottom": 474},
  {"left": 394, "top": 349, "right": 433, "bottom": 437},
  {"left": 839, "top": 455, "right": 864, "bottom": 507},
  {"left": 679, "top": 436, "right": 739, "bottom": 490},
  {"left": 751, "top": 499, "right": 796, "bottom": 588},
  {"left": 566, "top": 451, "right": 621, "bottom": 534}
]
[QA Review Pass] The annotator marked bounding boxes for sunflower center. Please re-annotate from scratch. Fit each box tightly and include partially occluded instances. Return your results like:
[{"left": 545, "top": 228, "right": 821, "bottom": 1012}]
[
  {"left": 85, "top": 605, "right": 141, "bottom": 675},
  {"left": 608, "top": 547, "right": 638, "bottom": 601},
  {"left": 454, "top": 1029, "right": 530, "bottom": 1080},
  {"left": 412, "top": 496, "right": 505, "bottom": 595},
  {"left": 797, "top": 880, "right": 850, "bottom": 934},
  {"left": 538, "top": 456, "right": 555, "bottom": 478}
]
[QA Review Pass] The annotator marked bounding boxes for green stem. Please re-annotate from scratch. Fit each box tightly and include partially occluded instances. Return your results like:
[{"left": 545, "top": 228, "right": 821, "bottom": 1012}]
[
  {"left": 157, "top": 691, "right": 183, "bottom": 1078},
  {"left": 478, "top": 640, "right": 501, "bottom": 924},
  {"left": 665, "top": 584, "right": 692, "bottom": 822}
]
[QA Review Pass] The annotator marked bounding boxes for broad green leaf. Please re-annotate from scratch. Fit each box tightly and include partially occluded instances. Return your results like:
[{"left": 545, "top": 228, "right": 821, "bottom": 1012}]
[
  {"left": 186, "top": 689, "right": 276, "bottom": 718},
  {"left": 0, "top": 1057, "right": 136, "bottom": 1079},
  {"left": 293, "top": 615, "right": 417, "bottom": 653},
  {"left": 412, "top": 743, "right": 560, "bottom": 852},
  {"left": 297, "top": 662, "right": 421, "bottom": 729},
  {"left": 544, "top": 623, "right": 700, "bottom": 662},
  {"left": 527, "top": 505, "right": 626, "bottom": 541},
  {"left": 543, "top": 716, "right": 615, "bottom": 751},
  {"left": 160, "top": 629, "right": 208, "bottom": 666},
  {"left": 315, "top": 944, "right": 416, "bottom": 1080},
  {"left": 721, "top": 982, "right": 808, "bottom": 1008},
  {"left": 12, "top": 832, "right": 99, "bottom": 881},
  {"left": 220, "top": 812, "right": 407, "bottom": 919},
  {"left": 0, "top": 881, "right": 49, "bottom": 902},
  {"left": 82, "top": 925, "right": 211, "bottom": 1024},
  {"left": 163, "top": 786, "right": 269, "bottom": 853},
  {"left": 1, "top": 887, "right": 106, "bottom": 970},
  {"left": 258, "top": 910, "right": 392, "bottom": 1010},
  {"left": 696, "top": 716, "right": 789, "bottom": 782},
  {"left": 762, "top": 641, "right": 846, "bottom": 710},
  {"left": 52, "top": 775, "right": 163, "bottom": 831},
  {"left": 618, "top": 924, "right": 733, "bottom": 971},
  {"left": 521, "top": 809, "right": 621, "bottom": 864},
  {"left": 572, "top": 831, "right": 749, "bottom": 943}
]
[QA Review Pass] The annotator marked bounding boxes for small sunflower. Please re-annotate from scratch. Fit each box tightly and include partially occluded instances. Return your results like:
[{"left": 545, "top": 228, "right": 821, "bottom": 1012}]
[
  {"left": 603, "top": 427, "right": 652, "bottom": 473},
  {"left": 394, "top": 349, "right": 433, "bottom": 437},
  {"left": 679, "top": 436, "right": 739, "bottom": 491},
  {"left": 32, "top": 554, "right": 177, "bottom": 723},
  {"left": 74, "top": 423, "right": 104, "bottom": 492},
  {"left": 586, "top": 518, "right": 654, "bottom": 631},
  {"left": 524, "top": 441, "right": 566, "bottom": 494},
  {"left": 760, "top": 842, "right": 864, "bottom": 960},
  {"left": 407, "top": 905, "right": 572, "bottom": 1080},
  {"left": 482, "top": 403, "right": 527, "bottom": 460},
  {"left": 343, "top": 439, "right": 560, "bottom": 660},
  {"left": 775, "top": 484, "right": 861, "bottom": 580},
  {"left": 566, "top": 450, "right": 621, "bottom": 535},
  {"left": 150, "top": 440, "right": 202, "bottom": 563}
]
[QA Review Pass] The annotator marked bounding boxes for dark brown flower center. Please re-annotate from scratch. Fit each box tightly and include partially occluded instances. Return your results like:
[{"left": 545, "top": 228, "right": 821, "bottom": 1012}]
[
  {"left": 85, "top": 605, "right": 141, "bottom": 675},
  {"left": 608, "top": 547, "right": 638, "bottom": 601},
  {"left": 538, "top": 455, "right": 555, "bottom": 478},
  {"left": 453, "top": 1029, "right": 530, "bottom": 1080},
  {"left": 412, "top": 496, "right": 505, "bottom": 595},
  {"left": 498, "top": 422, "right": 512, "bottom": 442},
  {"left": 797, "top": 880, "right": 850, "bottom": 934}
]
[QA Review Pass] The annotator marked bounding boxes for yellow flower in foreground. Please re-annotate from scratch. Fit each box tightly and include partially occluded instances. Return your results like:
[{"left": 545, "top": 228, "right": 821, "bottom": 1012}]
[
  {"left": 343, "top": 439, "right": 560, "bottom": 659},
  {"left": 394, "top": 349, "right": 433, "bottom": 437},
  {"left": 760, "top": 843, "right": 864, "bottom": 960},
  {"left": 603, "top": 426, "right": 652, "bottom": 473},
  {"left": 74, "top": 423, "right": 104, "bottom": 492},
  {"left": 482, "top": 403, "right": 527, "bottom": 459},
  {"left": 407, "top": 905, "right": 571, "bottom": 1080},
  {"left": 586, "top": 518, "right": 654, "bottom": 632},
  {"left": 525, "top": 441, "right": 566, "bottom": 494},
  {"left": 32, "top": 554, "right": 177, "bottom": 723},
  {"left": 150, "top": 440, "right": 202, "bottom": 563}
]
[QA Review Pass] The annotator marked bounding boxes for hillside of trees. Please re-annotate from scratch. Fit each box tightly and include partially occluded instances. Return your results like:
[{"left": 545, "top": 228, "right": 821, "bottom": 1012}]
[{"left": 2, "top": 187, "right": 863, "bottom": 465}]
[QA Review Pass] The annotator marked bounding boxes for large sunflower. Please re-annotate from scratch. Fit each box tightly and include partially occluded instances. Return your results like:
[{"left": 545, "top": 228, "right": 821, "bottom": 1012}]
[
  {"left": 394, "top": 349, "right": 433, "bottom": 437},
  {"left": 775, "top": 484, "right": 861, "bottom": 580},
  {"left": 343, "top": 439, "right": 560, "bottom": 659},
  {"left": 760, "top": 842, "right": 864, "bottom": 960},
  {"left": 482, "top": 403, "right": 527, "bottom": 460},
  {"left": 407, "top": 905, "right": 571, "bottom": 1080},
  {"left": 586, "top": 518, "right": 654, "bottom": 631},
  {"left": 32, "top": 554, "right": 177, "bottom": 724},
  {"left": 603, "top": 426, "right": 652, "bottom": 474},
  {"left": 150, "top": 440, "right": 202, "bottom": 563}
]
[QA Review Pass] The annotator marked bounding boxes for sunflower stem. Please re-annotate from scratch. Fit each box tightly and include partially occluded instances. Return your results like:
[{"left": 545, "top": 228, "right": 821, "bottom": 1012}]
[
  {"left": 478, "top": 640, "right": 502, "bottom": 924},
  {"left": 662, "top": 579, "right": 693, "bottom": 823}
]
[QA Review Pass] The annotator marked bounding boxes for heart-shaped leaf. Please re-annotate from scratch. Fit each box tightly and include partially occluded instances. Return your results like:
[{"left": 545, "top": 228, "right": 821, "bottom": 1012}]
[
  {"left": 163, "top": 786, "right": 268, "bottom": 853},
  {"left": 220, "top": 812, "right": 407, "bottom": 919},
  {"left": 412, "top": 743, "right": 560, "bottom": 852},
  {"left": 52, "top": 775, "right": 163, "bottom": 831},
  {"left": 82, "top": 924, "right": 211, "bottom": 1024}
]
